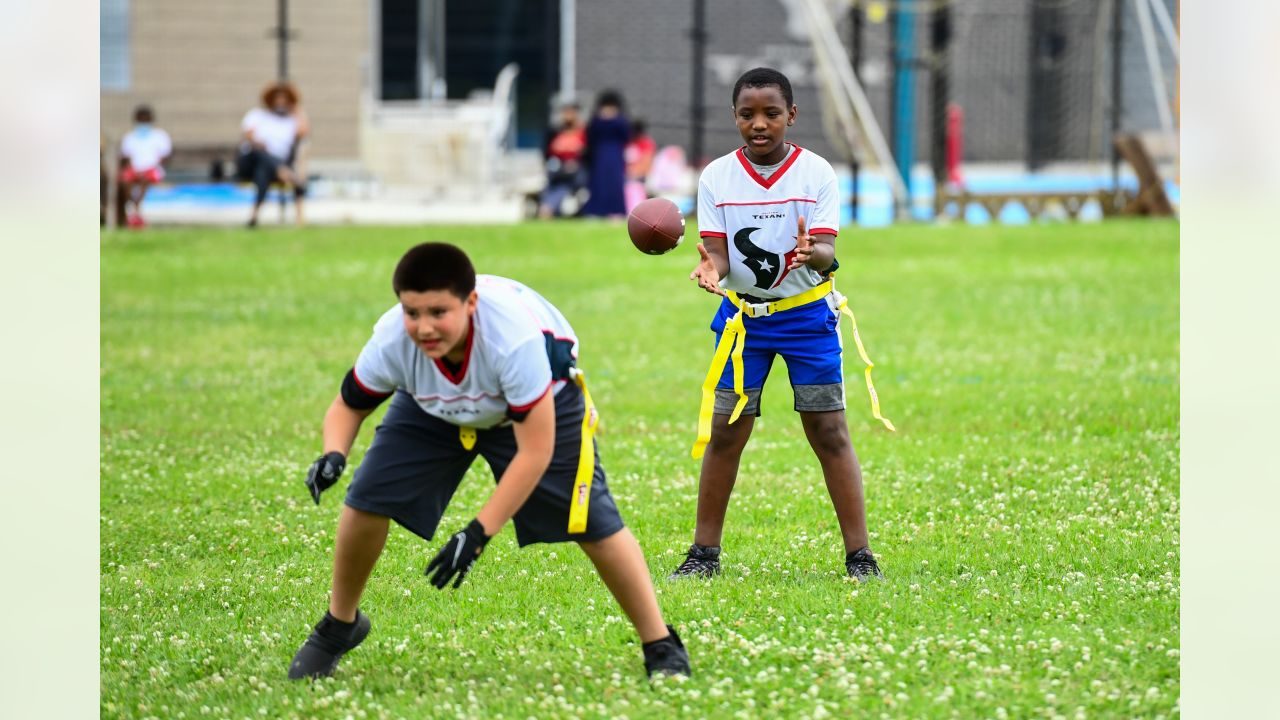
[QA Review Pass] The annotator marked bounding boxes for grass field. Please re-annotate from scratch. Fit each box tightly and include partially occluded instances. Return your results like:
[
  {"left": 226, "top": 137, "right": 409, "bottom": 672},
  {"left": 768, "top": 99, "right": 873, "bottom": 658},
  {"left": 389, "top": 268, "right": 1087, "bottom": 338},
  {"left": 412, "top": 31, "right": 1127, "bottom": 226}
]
[{"left": 101, "top": 219, "right": 1179, "bottom": 719}]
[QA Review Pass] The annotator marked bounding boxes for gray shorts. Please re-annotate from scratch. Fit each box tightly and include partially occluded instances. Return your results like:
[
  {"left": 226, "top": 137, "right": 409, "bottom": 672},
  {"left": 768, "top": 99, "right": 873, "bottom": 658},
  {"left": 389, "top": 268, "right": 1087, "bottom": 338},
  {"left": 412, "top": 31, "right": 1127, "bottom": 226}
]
[
  {"left": 344, "top": 383, "right": 625, "bottom": 547},
  {"left": 713, "top": 383, "right": 845, "bottom": 416}
]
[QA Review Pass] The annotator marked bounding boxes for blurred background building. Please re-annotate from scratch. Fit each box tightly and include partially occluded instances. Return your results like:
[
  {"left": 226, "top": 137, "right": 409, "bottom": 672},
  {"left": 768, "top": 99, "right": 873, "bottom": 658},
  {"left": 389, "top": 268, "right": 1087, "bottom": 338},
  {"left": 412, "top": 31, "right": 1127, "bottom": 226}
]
[{"left": 100, "top": 0, "right": 1178, "bottom": 222}]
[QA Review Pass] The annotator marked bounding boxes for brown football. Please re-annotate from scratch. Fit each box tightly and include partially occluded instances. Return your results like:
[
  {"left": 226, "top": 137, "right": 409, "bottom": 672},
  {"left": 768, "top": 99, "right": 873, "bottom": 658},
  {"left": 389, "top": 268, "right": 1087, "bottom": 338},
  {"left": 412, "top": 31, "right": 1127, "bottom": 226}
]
[{"left": 627, "top": 197, "right": 685, "bottom": 255}]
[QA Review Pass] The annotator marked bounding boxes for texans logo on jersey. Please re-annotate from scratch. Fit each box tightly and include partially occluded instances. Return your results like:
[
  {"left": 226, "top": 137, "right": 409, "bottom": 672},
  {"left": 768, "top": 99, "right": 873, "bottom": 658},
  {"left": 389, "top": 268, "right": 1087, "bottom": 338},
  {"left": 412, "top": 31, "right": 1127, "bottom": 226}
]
[{"left": 734, "top": 227, "right": 799, "bottom": 291}]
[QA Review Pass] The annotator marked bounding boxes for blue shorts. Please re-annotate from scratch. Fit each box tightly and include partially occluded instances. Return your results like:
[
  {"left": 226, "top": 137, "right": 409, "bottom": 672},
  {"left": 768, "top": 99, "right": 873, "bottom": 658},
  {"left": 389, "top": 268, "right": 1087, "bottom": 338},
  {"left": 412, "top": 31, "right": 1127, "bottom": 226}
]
[{"left": 710, "top": 294, "right": 846, "bottom": 415}]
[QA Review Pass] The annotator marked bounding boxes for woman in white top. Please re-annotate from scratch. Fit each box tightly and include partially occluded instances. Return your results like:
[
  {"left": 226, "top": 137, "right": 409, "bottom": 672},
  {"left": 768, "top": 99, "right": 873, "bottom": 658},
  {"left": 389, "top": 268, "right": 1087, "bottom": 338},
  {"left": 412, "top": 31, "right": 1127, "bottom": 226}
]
[{"left": 240, "top": 81, "right": 310, "bottom": 227}]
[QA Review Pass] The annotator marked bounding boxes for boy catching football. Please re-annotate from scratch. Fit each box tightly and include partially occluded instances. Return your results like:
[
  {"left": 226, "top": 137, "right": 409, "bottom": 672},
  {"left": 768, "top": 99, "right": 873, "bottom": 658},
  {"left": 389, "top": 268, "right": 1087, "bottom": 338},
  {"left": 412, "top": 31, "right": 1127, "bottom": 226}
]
[
  {"left": 288, "top": 242, "right": 690, "bottom": 680},
  {"left": 671, "top": 67, "right": 893, "bottom": 581}
]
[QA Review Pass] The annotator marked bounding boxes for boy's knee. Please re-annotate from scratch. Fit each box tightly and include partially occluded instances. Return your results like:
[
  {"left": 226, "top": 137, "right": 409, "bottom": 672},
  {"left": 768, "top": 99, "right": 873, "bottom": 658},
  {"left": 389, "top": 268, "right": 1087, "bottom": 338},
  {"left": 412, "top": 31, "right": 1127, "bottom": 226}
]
[
  {"left": 707, "top": 420, "right": 751, "bottom": 454},
  {"left": 805, "top": 413, "right": 851, "bottom": 455}
]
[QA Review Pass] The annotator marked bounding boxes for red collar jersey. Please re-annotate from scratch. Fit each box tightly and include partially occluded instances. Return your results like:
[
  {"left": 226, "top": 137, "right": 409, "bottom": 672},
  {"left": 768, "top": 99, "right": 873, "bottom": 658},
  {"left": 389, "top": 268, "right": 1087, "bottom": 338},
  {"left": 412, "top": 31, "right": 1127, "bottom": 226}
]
[
  {"left": 352, "top": 276, "right": 577, "bottom": 428},
  {"left": 696, "top": 143, "right": 841, "bottom": 299}
]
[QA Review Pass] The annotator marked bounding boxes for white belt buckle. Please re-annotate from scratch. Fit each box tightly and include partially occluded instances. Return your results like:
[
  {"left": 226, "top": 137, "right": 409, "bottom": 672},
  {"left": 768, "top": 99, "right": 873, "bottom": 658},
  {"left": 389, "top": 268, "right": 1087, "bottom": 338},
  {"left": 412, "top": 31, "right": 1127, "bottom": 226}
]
[{"left": 745, "top": 300, "right": 773, "bottom": 318}]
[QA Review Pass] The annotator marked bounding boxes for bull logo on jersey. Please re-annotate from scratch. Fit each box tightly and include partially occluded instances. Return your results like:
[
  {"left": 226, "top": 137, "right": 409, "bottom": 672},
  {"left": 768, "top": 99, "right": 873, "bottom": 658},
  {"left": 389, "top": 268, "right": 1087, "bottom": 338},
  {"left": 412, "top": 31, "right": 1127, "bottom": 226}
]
[{"left": 734, "top": 227, "right": 799, "bottom": 290}]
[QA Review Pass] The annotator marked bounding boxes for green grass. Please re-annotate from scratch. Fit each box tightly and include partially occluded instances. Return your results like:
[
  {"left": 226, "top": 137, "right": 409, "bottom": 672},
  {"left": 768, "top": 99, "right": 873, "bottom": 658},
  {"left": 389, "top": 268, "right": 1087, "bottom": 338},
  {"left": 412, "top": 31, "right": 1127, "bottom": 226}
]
[{"left": 101, "top": 219, "right": 1179, "bottom": 719}]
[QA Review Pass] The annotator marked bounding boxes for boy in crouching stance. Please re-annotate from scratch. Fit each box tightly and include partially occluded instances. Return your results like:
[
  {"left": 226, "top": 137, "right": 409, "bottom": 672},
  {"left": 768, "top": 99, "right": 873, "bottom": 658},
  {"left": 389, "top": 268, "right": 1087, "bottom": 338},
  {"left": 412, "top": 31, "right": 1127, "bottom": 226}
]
[{"left": 288, "top": 242, "right": 690, "bottom": 680}]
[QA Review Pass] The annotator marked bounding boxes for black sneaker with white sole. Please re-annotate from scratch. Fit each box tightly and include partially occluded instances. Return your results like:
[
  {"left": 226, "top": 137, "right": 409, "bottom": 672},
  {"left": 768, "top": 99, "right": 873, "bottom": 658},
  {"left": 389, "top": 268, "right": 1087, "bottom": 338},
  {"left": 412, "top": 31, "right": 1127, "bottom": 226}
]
[
  {"left": 668, "top": 544, "right": 721, "bottom": 579},
  {"left": 845, "top": 547, "right": 883, "bottom": 580},
  {"left": 643, "top": 625, "right": 691, "bottom": 678},
  {"left": 287, "top": 610, "right": 371, "bottom": 680}
]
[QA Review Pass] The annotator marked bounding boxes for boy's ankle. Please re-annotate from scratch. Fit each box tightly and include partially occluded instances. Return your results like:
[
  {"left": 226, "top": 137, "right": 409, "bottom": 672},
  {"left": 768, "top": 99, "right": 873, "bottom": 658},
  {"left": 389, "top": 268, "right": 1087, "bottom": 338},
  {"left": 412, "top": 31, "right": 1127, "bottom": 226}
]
[{"left": 690, "top": 543, "right": 721, "bottom": 557}]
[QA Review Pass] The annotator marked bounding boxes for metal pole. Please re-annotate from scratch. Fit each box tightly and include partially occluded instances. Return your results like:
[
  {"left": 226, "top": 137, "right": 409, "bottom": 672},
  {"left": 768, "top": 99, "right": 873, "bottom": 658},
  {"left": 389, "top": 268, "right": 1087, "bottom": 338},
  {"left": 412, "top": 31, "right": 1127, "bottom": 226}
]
[
  {"left": 930, "top": 0, "right": 950, "bottom": 188},
  {"left": 849, "top": 2, "right": 862, "bottom": 225},
  {"left": 1027, "top": 4, "right": 1042, "bottom": 170},
  {"left": 277, "top": 0, "right": 289, "bottom": 80},
  {"left": 1111, "top": 0, "right": 1124, "bottom": 189},
  {"left": 891, "top": 2, "right": 916, "bottom": 216},
  {"left": 690, "top": 0, "right": 707, "bottom": 166},
  {"left": 561, "top": 0, "right": 576, "bottom": 103}
]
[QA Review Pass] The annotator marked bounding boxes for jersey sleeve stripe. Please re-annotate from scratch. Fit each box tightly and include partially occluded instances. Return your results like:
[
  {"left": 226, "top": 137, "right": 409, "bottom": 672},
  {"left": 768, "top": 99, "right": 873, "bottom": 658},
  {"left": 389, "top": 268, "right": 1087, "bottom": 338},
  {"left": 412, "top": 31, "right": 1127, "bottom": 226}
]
[
  {"left": 507, "top": 382, "right": 553, "bottom": 413},
  {"left": 352, "top": 368, "right": 393, "bottom": 396},
  {"left": 699, "top": 230, "right": 728, "bottom": 238},
  {"left": 810, "top": 227, "right": 839, "bottom": 236}
]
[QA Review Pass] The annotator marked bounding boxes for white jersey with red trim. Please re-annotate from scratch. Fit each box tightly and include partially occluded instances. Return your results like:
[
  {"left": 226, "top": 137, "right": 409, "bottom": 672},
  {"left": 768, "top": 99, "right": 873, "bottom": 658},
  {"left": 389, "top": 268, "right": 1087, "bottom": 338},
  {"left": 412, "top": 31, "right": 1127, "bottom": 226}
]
[
  {"left": 352, "top": 275, "right": 578, "bottom": 428},
  {"left": 120, "top": 127, "right": 172, "bottom": 173},
  {"left": 697, "top": 143, "right": 841, "bottom": 300}
]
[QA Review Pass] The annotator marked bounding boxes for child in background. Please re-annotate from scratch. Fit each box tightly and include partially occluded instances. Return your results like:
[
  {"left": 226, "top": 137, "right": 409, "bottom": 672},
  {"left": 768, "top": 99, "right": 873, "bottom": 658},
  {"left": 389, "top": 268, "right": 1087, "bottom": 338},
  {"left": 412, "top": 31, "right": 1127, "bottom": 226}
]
[{"left": 117, "top": 105, "right": 171, "bottom": 228}]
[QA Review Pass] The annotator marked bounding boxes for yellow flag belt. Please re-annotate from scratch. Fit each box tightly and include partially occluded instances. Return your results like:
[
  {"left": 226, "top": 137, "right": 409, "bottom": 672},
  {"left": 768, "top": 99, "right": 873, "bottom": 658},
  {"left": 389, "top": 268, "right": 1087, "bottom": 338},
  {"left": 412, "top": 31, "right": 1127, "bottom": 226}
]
[
  {"left": 691, "top": 279, "right": 895, "bottom": 459},
  {"left": 456, "top": 369, "right": 600, "bottom": 533}
]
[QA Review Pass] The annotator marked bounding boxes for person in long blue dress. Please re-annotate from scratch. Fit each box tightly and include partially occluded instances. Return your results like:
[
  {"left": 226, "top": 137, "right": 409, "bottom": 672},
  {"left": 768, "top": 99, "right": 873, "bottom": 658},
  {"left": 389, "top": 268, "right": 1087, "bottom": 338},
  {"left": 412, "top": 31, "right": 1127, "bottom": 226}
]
[{"left": 580, "top": 90, "right": 631, "bottom": 218}]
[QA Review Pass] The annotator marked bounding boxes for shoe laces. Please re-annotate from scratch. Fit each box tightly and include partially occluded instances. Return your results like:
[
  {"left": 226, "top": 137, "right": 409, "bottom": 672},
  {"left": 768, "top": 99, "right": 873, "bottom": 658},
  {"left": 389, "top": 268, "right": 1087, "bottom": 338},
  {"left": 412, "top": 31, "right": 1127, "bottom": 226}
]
[
  {"left": 845, "top": 548, "right": 881, "bottom": 577},
  {"left": 675, "top": 546, "right": 719, "bottom": 574}
]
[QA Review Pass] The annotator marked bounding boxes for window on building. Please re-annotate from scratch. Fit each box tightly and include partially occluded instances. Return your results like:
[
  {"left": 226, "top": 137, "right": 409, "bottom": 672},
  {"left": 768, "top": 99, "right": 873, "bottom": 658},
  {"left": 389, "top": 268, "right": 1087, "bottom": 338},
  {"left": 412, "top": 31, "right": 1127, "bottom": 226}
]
[{"left": 101, "top": 0, "right": 131, "bottom": 91}]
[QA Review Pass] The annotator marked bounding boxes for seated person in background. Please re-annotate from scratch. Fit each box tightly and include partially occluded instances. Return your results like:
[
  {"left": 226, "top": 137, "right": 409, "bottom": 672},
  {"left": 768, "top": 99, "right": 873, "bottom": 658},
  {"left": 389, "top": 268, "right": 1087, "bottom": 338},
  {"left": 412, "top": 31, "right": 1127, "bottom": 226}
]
[
  {"left": 117, "top": 105, "right": 171, "bottom": 229},
  {"left": 240, "top": 81, "right": 309, "bottom": 227},
  {"left": 624, "top": 119, "right": 657, "bottom": 215},
  {"left": 538, "top": 102, "right": 586, "bottom": 219}
]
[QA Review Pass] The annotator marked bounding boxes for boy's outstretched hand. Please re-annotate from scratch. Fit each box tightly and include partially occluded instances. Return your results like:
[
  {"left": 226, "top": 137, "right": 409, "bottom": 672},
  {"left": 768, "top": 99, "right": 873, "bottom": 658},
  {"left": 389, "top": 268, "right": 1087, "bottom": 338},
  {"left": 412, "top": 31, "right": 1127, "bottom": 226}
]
[
  {"left": 788, "top": 216, "right": 813, "bottom": 270},
  {"left": 425, "top": 518, "right": 491, "bottom": 589},
  {"left": 690, "top": 243, "right": 726, "bottom": 296},
  {"left": 305, "top": 451, "right": 347, "bottom": 504}
]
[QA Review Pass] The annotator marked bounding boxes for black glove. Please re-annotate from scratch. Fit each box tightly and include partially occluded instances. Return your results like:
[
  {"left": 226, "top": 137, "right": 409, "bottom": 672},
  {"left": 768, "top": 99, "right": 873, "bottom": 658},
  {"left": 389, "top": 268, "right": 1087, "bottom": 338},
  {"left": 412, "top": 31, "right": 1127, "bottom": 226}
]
[
  {"left": 305, "top": 451, "right": 347, "bottom": 505},
  {"left": 425, "top": 519, "right": 491, "bottom": 589}
]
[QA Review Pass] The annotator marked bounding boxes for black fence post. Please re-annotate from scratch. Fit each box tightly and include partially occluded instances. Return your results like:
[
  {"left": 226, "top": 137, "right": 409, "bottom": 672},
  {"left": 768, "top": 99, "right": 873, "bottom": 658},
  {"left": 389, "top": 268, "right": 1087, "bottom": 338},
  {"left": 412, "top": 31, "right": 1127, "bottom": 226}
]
[
  {"left": 1110, "top": 0, "right": 1124, "bottom": 189},
  {"left": 849, "top": 2, "right": 863, "bottom": 225},
  {"left": 690, "top": 0, "right": 707, "bottom": 167},
  {"left": 930, "top": 0, "right": 951, "bottom": 188},
  {"left": 277, "top": 0, "right": 290, "bottom": 80}
]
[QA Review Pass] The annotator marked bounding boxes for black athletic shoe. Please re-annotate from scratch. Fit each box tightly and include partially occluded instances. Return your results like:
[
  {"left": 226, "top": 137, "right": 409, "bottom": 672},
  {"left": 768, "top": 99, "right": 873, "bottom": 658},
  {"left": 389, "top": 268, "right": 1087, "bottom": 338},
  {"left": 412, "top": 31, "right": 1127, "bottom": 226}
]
[
  {"left": 668, "top": 544, "right": 721, "bottom": 579},
  {"left": 845, "top": 547, "right": 883, "bottom": 581},
  {"left": 287, "top": 610, "right": 371, "bottom": 680},
  {"left": 643, "top": 625, "right": 691, "bottom": 678}
]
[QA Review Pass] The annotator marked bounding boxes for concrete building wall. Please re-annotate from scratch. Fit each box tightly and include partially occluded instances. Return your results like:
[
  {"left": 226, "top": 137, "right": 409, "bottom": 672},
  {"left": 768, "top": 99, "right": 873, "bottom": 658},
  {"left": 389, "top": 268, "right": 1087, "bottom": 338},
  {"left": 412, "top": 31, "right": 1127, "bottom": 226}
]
[{"left": 101, "top": 0, "right": 369, "bottom": 165}]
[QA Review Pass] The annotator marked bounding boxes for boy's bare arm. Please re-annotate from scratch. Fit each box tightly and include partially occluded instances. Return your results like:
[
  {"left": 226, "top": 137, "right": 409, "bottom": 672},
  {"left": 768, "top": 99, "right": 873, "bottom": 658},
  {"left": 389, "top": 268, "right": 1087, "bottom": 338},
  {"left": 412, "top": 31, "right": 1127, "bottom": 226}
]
[
  {"left": 322, "top": 393, "right": 376, "bottom": 456},
  {"left": 476, "top": 389, "right": 556, "bottom": 535},
  {"left": 305, "top": 394, "right": 376, "bottom": 504}
]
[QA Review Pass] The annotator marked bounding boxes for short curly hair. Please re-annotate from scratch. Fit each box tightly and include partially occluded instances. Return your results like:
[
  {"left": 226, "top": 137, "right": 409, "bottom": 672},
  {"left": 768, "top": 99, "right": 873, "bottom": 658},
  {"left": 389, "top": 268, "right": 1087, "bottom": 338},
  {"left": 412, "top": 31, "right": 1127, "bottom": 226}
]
[
  {"left": 732, "top": 67, "right": 794, "bottom": 108},
  {"left": 261, "top": 81, "right": 301, "bottom": 109}
]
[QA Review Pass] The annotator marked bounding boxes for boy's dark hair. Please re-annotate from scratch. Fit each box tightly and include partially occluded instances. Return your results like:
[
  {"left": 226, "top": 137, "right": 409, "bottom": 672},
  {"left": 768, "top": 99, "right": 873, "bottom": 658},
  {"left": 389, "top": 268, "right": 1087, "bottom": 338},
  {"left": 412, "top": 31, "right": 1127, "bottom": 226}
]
[
  {"left": 392, "top": 243, "right": 476, "bottom": 299},
  {"left": 632, "top": 119, "right": 648, "bottom": 136},
  {"left": 133, "top": 105, "right": 154, "bottom": 123},
  {"left": 732, "top": 67, "right": 794, "bottom": 108}
]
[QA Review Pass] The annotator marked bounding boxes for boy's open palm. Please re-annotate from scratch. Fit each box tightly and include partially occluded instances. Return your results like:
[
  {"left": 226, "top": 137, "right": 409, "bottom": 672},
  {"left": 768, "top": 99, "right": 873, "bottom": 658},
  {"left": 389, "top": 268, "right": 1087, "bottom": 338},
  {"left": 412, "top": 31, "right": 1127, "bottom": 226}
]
[
  {"left": 789, "top": 216, "right": 813, "bottom": 270},
  {"left": 690, "top": 243, "right": 726, "bottom": 296}
]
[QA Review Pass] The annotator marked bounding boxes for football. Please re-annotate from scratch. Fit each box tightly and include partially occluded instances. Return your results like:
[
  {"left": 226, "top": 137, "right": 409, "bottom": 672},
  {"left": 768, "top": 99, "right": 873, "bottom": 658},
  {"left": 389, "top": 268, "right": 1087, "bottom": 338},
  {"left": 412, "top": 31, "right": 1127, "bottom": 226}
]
[{"left": 626, "top": 197, "right": 685, "bottom": 255}]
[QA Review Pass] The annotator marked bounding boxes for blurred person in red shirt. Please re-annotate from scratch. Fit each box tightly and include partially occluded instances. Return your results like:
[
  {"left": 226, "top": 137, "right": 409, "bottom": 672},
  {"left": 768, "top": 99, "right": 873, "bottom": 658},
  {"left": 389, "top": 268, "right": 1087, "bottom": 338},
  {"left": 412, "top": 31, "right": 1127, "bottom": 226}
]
[{"left": 537, "top": 102, "right": 587, "bottom": 218}]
